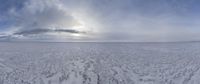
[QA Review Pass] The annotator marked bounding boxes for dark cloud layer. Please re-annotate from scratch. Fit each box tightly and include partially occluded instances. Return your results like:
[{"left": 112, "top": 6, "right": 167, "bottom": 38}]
[{"left": 14, "top": 28, "right": 85, "bottom": 36}]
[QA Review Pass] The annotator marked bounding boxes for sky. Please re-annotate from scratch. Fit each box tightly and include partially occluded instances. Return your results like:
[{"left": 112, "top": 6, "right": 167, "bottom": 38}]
[{"left": 0, "top": 0, "right": 200, "bottom": 42}]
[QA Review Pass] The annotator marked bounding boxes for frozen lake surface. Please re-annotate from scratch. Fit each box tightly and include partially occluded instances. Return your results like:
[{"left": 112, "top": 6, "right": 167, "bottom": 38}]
[{"left": 0, "top": 42, "right": 200, "bottom": 84}]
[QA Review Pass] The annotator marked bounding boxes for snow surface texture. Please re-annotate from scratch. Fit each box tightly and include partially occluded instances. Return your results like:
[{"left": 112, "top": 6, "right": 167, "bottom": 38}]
[{"left": 0, "top": 42, "right": 200, "bottom": 84}]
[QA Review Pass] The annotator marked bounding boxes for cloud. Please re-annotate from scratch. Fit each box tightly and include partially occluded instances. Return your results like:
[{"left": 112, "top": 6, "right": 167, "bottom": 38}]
[
  {"left": 85, "top": 0, "right": 200, "bottom": 42},
  {"left": 0, "top": 0, "right": 92, "bottom": 41},
  {"left": 14, "top": 28, "right": 85, "bottom": 36},
  {"left": 13, "top": 0, "right": 78, "bottom": 29}
]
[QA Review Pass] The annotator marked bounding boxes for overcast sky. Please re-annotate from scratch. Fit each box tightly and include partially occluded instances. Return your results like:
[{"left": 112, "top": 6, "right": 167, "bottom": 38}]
[{"left": 0, "top": 0, "right": 200, "bottom": 42}]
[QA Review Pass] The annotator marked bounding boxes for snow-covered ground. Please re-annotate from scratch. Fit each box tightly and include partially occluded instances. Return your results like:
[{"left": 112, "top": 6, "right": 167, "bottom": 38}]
[{"left": 0, "top": 42, "right": 200, "bottom": 84}]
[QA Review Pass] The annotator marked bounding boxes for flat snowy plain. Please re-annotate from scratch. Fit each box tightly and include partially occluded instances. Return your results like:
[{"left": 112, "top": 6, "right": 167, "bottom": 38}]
[{"left": 0, "top": 42, "right": 200, "bottom": 84}]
